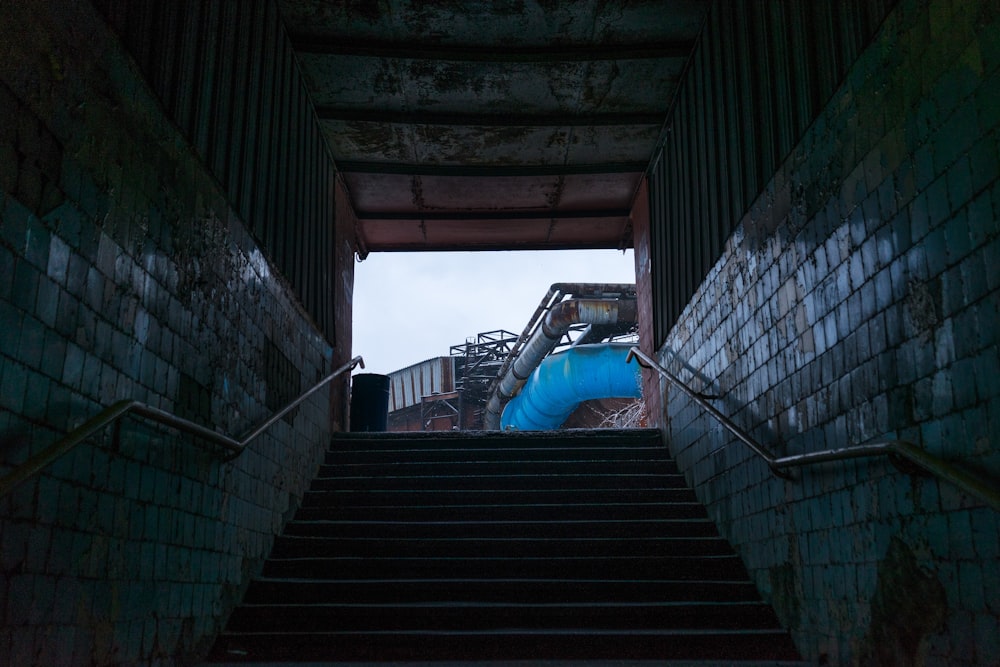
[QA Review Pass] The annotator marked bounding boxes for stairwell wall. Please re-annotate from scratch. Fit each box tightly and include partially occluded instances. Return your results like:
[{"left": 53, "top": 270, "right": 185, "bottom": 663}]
[
  {"left": 0, "top": 0, "right": 352, "bottom": 664},
  {"left": 639, "top": 0, "right": 1000, "bottom": 663}
]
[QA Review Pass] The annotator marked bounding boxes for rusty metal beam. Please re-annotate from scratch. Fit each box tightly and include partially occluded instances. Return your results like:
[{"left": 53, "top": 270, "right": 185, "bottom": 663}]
[
  {"left": 289, "top": 36, "right": 695, "bottom": 62},
  {"left": 335, "top": 161, "right": 648, "bottom": 177},
  {"left": 355, "top": 209, "right": 631, "bottom": 221},
  {"left": 315, "top": 108, "right": 663, "bottom": 127},
  {"left": 364, "top": 240, "right": 620, "bottom": 252}
]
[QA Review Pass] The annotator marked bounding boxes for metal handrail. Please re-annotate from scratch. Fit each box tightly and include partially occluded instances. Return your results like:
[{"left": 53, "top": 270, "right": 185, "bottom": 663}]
[
  {"left": 0, "top": 355, "right": 364, "bottom": 498},
  {"left": 627, "top": 346, "right": 1000, "bottom": 512}
]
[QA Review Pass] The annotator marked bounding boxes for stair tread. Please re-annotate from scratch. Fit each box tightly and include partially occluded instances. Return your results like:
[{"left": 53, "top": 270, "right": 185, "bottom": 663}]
[
  {"left": 324, "top": 456, "right": 674, "bottom": 466},
  {"left": 269, "top": 535, "right": 738, "bottom": 558},
  {"left": 274, "top": 534, "right": 728, "bottom": 541},
  {"left": 287, "top": 518, "right": 713, "bottom": 525},
  {"left": 302, "top": 488, "right": 695, "bottom": 495},
  {"left": 208, "top": 628, "right": 801, "bottom": 661},
  {"left": 300, "top": 501, "right": 697, "bottom": 508},
  {"left": 319, "top": 464, "right": 680, "bottom": 475},
  {"left": 310, "top": 474, "right": 691, "bottom": 491},
  {"left": 327, "top": 448, "right": 671, "bottom": 456},
  {"left": 298, "top": 489, "right": 703, "bottom": 509},
  {"left": 312, "top": 474, "right": 686, "bottom": 480},
  {"left": 262, "top": 556, "right": 743, "bottom": 568},
  {"left": 329, "top": 429, "right": 662, "bottom": 444},
  {"left": 219, "top": 628, "right": 794, "bottom": 636},
  {"left": 205, "top": 661, "right": 810, "bottom": 667},
  {"left": 262, "top": 554, "right": 750, "bottom": 580},
  {"left": 299, "top": 501, "right": 698, "bottom": 507},
  {"left": 302, "top": 494, "right": 698, "bottom": 504},
  {"left": 265, "top": 553, "right": 742, "bottom": 559},
  {"left": 235, "top": 600, "right": 772, "bottom": 607},
  {"left": 250, "top": 577, "right": 756, "bottom": 583},
  {"left": 240, "top": 579, "right": 764, "bottom": 605},
  {"left": 292, "top": 503, "right": 708, "bottom": 521},
  {"left": 281, "top": 517, "right": 720, "bottom": 539},
  {"left": 329, "top": 448, "right": 670, "bottom": 453}
]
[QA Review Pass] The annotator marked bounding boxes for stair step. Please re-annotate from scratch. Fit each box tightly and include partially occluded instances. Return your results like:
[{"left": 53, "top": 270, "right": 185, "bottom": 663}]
[
  {"left": 329, "top": 429, "right": 664, "bottom": 450},
  {"left": 270, "top": 535, "right": 736, "bottom": 559},
  {"left": 327, "top": 446, "right": 673, "bottom": 465},
  {"left": 207, "top": 429, "right": 801, "bottom": 664},
  {"left": 300, "top": 487, "right": 701, "bottom": 507},
  {"left": 205, "top": 661, "right": 810, "bottom": 667},
  {"left": 319, "top": 450, "right": 678, "bottom": 477},
  {"left": 316, "top": 459, "right": 680, "bottom": 477},
  {"left": 282, "top": 518, "right": 720, "bottom": 539},
  {"left": 292, "top": 501, "right": 708, "bottom": 522},
  {"left": 262, "top": 554, "right": 750, "bottom": 581},
  {"left": 242, "top": 578, "right": 765, "bottom": 605},
  {"left": 208, "top": 628, "right": 802, "bottom": 662},
  {"left": 310, "top": 473, "right": 690, "bottom": 492},
  {"left": 224, "top": 601, "right": 783, "bottom": 632}
]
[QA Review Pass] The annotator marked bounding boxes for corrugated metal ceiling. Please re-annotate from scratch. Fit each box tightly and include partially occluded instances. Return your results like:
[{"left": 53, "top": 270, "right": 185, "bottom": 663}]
[{"left": 277, "top": 0, "right": 710, "bottom": 253}]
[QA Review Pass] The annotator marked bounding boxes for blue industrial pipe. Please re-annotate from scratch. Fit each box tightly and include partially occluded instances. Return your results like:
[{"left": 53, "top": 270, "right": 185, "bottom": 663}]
[
  {"left": 500, "top": 343, "right": 641, "bottom": 431},
  {"left": 484, "top": 296, "right": 637, "bottom": 429}
]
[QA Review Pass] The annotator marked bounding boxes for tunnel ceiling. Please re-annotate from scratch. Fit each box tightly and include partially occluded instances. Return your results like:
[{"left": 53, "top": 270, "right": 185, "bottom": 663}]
[{"left": 277, "top": 0, "right": 709, "bottom": 252}]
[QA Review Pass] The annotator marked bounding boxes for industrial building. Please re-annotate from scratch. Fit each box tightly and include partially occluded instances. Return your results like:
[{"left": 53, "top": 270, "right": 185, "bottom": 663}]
[
  {"left": 386, "top": 283, "right": 641, "bottom": 432},
  {"left": 384, "top": 330, "right": 517, "bottom": 432},
  {"left": 0, "top": 0, "right": 998, "bottom": 664}
]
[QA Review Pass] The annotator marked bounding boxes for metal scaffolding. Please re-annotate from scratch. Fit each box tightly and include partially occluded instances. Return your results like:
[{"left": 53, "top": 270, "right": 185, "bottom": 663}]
[
  {"left": 443, "top": 330, "right": 517, "bottom": 428},
  {"left": 450, "top": 330, "right": 518, "bottom": 392}
]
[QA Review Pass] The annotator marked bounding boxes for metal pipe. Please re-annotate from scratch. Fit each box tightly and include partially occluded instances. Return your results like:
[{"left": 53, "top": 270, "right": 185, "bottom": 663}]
[
  {"left": 501, "top": 343, "right": 642, "bottom": 430},
  {"left": 484, "top": 296, "right": 637, "bottom": 429},
  {"left": 486, "top": 283, "right": 636, "bottom": 402},
  {"left": 504, "top": 298, "right": 636, "bottom": 395},
  {"left": 0, "top": 356, "right": 364, "bottom": 498},
  {"left": 627, "top": 346, "right": 1000, "bottom": 512}
]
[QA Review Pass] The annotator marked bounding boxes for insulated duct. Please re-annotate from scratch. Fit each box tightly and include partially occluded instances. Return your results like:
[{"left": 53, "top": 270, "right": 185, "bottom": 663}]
[
  {"left": 483, "top": 296, "right": 637, "bottom": 429},
  {"left": 500, "top": 344, "right": 642, "bottom": 430}
]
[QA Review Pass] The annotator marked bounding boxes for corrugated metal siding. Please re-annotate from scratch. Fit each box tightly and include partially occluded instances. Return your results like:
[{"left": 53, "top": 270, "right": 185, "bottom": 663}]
[
  {"left": 388, "top": 358, "right": 457, "bottom": 413},
  {"left": 648, "top": 0, "right": 896, "bottom": 345},
  {"left": 92, "top": 0, "right": 337, "bottom": 344}
]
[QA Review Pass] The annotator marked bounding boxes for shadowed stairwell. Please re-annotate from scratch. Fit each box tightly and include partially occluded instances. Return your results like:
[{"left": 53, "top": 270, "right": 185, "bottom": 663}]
[
  {"left": 205, "top": 429, "right": 802, "bottom": 664},
  {"left": 2, "top": 0, "right": 998, "bottom": 662}
]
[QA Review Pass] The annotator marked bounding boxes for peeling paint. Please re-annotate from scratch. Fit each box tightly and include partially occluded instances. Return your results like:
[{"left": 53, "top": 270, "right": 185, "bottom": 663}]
[
  {"left": 904, "top": 278, "right": 941, "bottom": 341},
  {"left": 860, "top": 537, "right": 947, "bottom": 666}
]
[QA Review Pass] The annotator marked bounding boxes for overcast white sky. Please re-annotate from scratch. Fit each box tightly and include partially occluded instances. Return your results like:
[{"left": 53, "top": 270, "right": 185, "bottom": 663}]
[{"left": 352, "top": 249, "right": 636, "bottom": 374}]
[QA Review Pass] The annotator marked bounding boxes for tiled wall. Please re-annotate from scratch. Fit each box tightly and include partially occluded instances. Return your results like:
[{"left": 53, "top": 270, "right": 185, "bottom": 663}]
[
  {"left": 0, "top": 1, "right": 348, "bottom": 663},
  {"left": 649, "top": 0, "right": 1000, "bottom": 663}
]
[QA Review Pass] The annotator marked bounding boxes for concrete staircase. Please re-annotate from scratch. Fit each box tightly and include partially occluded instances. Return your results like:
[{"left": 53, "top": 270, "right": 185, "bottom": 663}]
[{"left": 205, "top": 429, "right": 802, "bottom": 664}]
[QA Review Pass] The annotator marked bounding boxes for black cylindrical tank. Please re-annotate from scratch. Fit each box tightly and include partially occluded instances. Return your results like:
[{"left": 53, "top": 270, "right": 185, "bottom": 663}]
[{"left": 349, "top": 373, "right": 390, "bottom": 431}]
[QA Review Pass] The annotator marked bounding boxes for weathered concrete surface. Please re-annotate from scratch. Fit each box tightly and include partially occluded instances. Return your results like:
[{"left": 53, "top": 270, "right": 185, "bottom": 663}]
[{"left": 279, "top": 0, "right": 710, "bottom": 251}]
